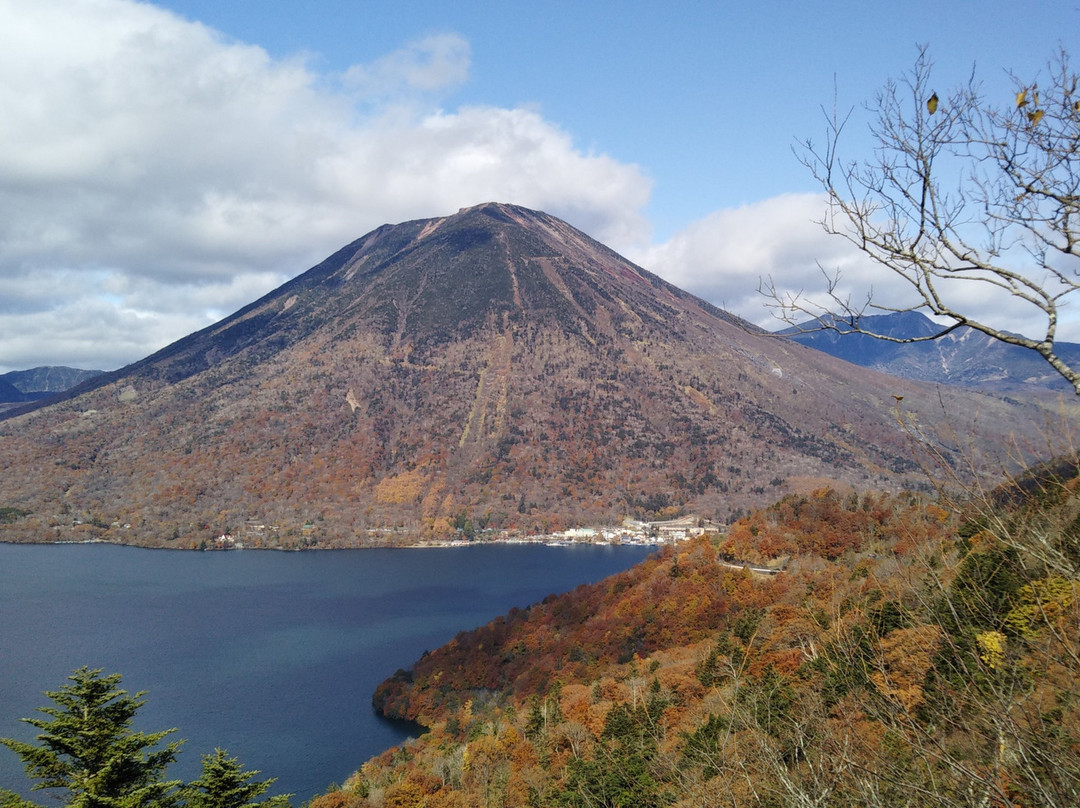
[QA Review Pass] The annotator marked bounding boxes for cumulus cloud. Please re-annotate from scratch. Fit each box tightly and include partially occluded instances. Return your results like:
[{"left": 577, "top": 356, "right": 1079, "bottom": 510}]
[
  {"left": 633, "top": 193, "right": 1074, "bottom": 342},
  {"left": 0, "top": 0, "right": 650, "bottom": 372},
  {"left": 630, "top": 194, "right": 882, "bottom": 329},
  {"left": 7, "top": 1, "right": 1060, "bottom": 376}
]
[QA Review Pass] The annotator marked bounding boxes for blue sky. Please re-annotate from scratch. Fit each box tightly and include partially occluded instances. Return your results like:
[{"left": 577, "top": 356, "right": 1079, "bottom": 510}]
[
  {"left": 0, "top": 0, "right": 1075, "bottom": 371},
  {"left": 151, "top": 0, "right": 1071, "bottom": 235}
]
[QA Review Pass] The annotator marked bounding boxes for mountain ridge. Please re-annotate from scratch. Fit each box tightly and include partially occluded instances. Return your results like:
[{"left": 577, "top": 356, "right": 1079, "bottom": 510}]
[
  {"left": 0, "top": 367, "right": 103, "bottom": 409},
  {"left": 780, "top": 311, "right": 1080, "bottom": 392}
]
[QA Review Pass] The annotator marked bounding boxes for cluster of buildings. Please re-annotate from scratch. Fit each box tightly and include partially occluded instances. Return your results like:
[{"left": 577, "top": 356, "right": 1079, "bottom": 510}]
[
  {"left": 519, "top": 515, "right": 724, "bottom": 546},
  {"left": 207, "top": 514, "right": 723, "bottom": 550}
]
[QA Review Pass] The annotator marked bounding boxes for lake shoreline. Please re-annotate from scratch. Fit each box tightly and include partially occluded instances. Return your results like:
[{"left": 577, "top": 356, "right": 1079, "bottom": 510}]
[{"left": 0, "top": 535, "right": 672, "bottom": 551}]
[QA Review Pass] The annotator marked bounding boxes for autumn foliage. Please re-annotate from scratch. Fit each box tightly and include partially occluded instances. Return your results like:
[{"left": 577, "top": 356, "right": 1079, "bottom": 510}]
[{"left": 313, "top": 479, "right": 1080, "bottom": 807}]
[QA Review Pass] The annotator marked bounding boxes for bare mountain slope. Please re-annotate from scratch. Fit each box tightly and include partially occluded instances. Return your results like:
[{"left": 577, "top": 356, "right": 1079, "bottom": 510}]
[{"left": 0, "top": 203, "right": 1059, "bottom": 547}]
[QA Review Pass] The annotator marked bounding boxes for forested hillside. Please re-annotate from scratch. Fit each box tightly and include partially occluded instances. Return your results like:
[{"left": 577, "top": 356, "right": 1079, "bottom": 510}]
[{"left": 311, "top": 472, "right": 1080, "bottom": 807}]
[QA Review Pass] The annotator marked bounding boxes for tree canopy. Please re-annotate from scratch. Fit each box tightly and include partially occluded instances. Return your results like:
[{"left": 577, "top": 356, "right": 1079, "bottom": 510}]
[
  {"left": 0, "top": 668, "right": 290, "bottom": 808},
  {"left": 181, "top": 749, "right": 289, "bottom": 808},
  {"left": 0, "top": 667, "right": 181, "bottom": 808}
]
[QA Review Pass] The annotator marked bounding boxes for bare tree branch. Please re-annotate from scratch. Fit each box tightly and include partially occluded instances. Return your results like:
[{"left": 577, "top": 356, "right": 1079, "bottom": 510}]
[{"left": 770, "top": 47, "right": 1080, "bottom": 394}]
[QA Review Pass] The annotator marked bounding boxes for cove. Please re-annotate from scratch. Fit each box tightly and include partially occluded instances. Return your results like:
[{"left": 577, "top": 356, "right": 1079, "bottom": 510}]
[{"left": 0, "top": 541, "right": 654, "bottom": 802}]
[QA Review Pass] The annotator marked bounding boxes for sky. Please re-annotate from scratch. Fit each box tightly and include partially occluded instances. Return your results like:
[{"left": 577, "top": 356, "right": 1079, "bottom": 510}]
[{"left": 1, "top": 0, "right": 1076, "bottom": 373}]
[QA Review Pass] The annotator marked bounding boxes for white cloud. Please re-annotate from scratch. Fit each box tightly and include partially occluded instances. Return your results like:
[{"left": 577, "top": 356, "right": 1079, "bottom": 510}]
[
  {"left": 633, "top": 193, "right": 1080, "bottom": 343},
  {"left": 8, "top": 0, "right": 1064, "bottom": 377},
  {"left": 341, "top": 33, "right": 472, "bottom": 97},
  {"left": 631, "top": 194, "right": 877, "bottom": 329},
  {"left": 0, "top": 0, "right": 651, "bottom": 372}
]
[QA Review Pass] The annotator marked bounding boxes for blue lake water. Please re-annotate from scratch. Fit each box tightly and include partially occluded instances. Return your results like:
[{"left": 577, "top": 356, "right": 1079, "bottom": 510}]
[{"left": 0, "top": 541, "right": 654, "bottom": 802}]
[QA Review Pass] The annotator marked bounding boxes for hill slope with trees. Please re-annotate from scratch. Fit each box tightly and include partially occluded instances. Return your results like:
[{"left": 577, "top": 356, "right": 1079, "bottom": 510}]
[{"left": 310, "top": 468, "right": 1080, "bottom": 808}]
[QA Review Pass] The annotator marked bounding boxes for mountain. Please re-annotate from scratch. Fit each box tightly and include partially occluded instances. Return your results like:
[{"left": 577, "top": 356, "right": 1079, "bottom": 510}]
[
  {"left": 2, "top": 366, "right": 104, "bottom": 395},
  {"left": 780, "top": 311, "right": 1080, "bottom": 392},
  {"left": 0, "top": 377, "right": 26, "bottom": 404},
  {"left": 0, "top": 367, "right": 104, "bottom": 407},
  {"left": 0, "top": 203, "right": 1061, "bottom": 548}
]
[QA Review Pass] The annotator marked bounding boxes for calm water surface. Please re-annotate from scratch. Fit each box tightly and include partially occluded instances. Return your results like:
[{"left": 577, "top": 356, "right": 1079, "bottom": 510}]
[{"left": 0, "top": 542, "right": 654, "bottom": 802}]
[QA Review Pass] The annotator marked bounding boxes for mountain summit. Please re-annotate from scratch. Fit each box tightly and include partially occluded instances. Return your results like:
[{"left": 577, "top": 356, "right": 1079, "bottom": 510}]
[{"left": 0, "top": 203, "right": 1052, "bottom": 547}]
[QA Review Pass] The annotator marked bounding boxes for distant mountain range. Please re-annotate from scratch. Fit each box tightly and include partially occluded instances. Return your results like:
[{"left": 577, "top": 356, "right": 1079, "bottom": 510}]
[
  {"left": 780, "top": 311, "right": 1080, "bottom": 393},
  {"left": 0, "top": 204, "right": 1061, "bottom": 548},
  {"left": 0, "top": 367, "right": 103, "bottom": 406}
]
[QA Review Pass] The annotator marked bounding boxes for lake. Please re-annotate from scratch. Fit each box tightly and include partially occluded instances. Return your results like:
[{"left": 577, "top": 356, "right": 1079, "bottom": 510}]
[{"left": 0, "top": 541, "right": 655, "bottom": 802}]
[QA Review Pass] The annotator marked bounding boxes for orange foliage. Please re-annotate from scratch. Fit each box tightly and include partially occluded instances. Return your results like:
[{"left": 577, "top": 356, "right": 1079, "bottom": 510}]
[
  {"left": 307, "top": 791, "right": 364, "bottom": 808},
  {"left": 721, "top": 489, "right": 953, "bottom": 562},
  {"left": 868, "top": 624, "right": 944, "bottom": 712},
  {"left": 353, "top": 480, "right": 1080, "bottom": 808},
  {"left": 374, "top": 469, "right": 428, "bottom": 505},
  {"left": 374, "top": 537, "right": 734, "bottom": 721}
]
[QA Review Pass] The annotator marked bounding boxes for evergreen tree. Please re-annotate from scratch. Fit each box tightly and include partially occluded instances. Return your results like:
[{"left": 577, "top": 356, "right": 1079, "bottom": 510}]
[
  {"left": 0, "top": 667, "right": 181, "bottom": 808},
  {"left": 0, "top": 789, "right": 38, "bottom": 808},
  {"left": 181, "top": 748, "right": 290, "bottom": 808}
]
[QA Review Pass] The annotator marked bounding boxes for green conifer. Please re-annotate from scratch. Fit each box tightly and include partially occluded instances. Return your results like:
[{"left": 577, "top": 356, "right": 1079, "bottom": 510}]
[
  {"left": 0, "top": 667, "right": 181, "bottom": 808},
  {"left": 181, "top": 748, "right": 290, "bottom": 808}
]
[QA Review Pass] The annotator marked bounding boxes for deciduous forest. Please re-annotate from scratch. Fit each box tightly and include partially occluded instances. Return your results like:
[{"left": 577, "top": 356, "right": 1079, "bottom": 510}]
[{"left": 312, "top": 471, "right": 1080, "bottom": 807}]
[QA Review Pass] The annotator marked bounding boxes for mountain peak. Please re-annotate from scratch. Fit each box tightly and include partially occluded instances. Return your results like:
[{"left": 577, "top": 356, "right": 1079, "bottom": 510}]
[{"left": 456, "top": 200, "right": 523, "bottom": 216}]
